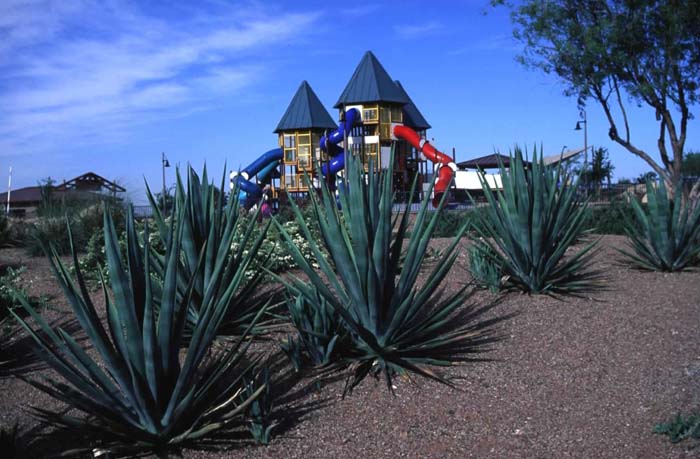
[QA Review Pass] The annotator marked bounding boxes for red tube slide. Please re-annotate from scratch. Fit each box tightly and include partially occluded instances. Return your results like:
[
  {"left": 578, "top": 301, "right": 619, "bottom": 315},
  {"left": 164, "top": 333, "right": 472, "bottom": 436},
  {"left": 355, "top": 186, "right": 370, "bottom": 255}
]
[{"left": 393, "top": 125, "right": 456, "bottom": 207}]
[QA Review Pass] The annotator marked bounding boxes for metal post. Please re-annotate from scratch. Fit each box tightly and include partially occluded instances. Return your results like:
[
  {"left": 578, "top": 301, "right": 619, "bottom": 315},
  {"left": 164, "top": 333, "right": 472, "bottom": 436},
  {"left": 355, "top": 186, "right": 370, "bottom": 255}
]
[
  {"left": 6, "top": 166, "right": 11, "bottom": 215},
  {"left": 583, "top": 109, "right": 588, "bottom": 186}
]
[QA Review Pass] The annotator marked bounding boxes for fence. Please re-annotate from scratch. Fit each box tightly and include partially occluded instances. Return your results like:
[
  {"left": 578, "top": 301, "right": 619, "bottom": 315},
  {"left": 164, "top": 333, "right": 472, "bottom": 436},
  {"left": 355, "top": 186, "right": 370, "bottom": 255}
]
[{"left": 131, "top": 178, "right": 699, "bottom": 218}]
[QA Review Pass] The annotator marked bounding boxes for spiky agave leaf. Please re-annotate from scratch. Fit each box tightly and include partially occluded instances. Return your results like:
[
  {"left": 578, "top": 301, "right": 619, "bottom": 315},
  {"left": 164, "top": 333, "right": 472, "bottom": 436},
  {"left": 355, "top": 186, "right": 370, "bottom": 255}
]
[
  {"left": 471, "top": 146, "right": 599, "bottom": 294},
  {"left": 620, "top": 179, "right": 700, "bottom": 271},
  {"left": 13, "top": 202, "right": 268, "bottom": 455},
  {"left": 283, "top": 286, "right": 349, "bottom": 368},
  {"left": 275, "top": 147, "right": 510, "bottom": 394},
  {"left": 146, "top": 165, "right": 281, "bottom": 336}
]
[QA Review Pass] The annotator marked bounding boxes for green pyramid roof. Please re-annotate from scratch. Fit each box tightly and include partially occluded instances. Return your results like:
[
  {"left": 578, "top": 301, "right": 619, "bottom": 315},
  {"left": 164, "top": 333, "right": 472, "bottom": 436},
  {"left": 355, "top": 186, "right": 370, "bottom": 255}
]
[
  {"left": 275, "top": 81, "right": 337, "bottom": 133},
  {"left": 394, "top": 81, "right": 431, "bottom": 130},
  {"left": 334, "top": 51, "right": 410, "bottom": 108}
]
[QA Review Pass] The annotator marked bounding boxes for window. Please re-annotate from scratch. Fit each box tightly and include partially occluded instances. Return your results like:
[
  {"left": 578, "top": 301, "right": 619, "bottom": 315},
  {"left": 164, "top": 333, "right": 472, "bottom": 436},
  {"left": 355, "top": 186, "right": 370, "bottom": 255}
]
[
  {"left": 380, "top": 107, "right": 390, "bottom": 123},
  {"left": 284, "top": 165, "right": 297, "bottom": 188},
  {"left": 298, "top": 133, "right": 311, "bottom": 169},
  {"left": 283, "top": 134, "right": 296, "bottom": 148},
  {"left": 298, "top": 145, "right": 311, "bottom": 168},
  {"left": 365, "top": 143, "right": 379, "bottom": 169},
  {"left": 380, "top": 124, "right": 391, "bottom": 139},
  {"left": 312, "top": 133, "right": 322, "bottom": 160},
  {"left": 391, "top": 107, "right": 402, "bottom": 122},
  {"left": 363, "top": 107, "right": 378, "bottom": 121},
  {"left": 283, "top": 133, "right": 296, "bottom": 162}
]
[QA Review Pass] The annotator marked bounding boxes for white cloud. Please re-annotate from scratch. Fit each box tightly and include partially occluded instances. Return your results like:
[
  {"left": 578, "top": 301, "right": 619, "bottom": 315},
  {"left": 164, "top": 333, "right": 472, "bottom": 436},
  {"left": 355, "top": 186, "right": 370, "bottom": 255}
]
[
  {"left": 394, "top": 21, "right": 443, "bottom": 39},
  {"left": 0, "top": 1, "right": 321, "bottom": 156}
]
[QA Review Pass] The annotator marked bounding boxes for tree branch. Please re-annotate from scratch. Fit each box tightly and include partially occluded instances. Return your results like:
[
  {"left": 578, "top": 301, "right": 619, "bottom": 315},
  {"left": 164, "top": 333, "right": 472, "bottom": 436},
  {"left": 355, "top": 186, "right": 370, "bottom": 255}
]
[
  {"left": 612, "top": 77, "right": 630, "bottom": 142},
  {"left": 658, "top": 118, "right": 671, "bottom": 170},
  {"left": 592, "top": 86, "right": 669, "bottom": 182}
]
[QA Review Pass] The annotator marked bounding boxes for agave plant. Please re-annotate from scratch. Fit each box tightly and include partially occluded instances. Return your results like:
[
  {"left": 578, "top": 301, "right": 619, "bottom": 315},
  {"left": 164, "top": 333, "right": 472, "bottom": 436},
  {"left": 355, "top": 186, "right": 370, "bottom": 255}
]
[
  {"left": 146, "top": 166, "right": 279, "bottom": 336},
  {"left": 0, "top": 268, "right": 72, "bottom": 378},
  {"left": 471, "top": 146, "right": 598, "bottom": 294},
  {"left": 621, "top": 179, "right": 700, "bottom": 271},
  {"left": 13, "top": 203, "right": 267, "bottom": 455},
  {"left": 276, "top": 148, "right": 509, "bottom": 393},
  {"left": 468, "top": 244, "right": 505, "bottom": 293},
  {"left": 281, "top": 287, "right": 349, "bottom": 369}
]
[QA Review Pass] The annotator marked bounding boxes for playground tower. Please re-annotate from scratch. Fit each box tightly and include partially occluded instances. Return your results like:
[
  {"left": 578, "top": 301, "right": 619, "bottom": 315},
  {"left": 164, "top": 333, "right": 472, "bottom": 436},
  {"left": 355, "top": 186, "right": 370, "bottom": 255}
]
[
  {"left": 274, "top": 81, "right": 337, "bottom": 198},
  {"left": 271, "top": 51, "right": 438, "bottom": 203}
]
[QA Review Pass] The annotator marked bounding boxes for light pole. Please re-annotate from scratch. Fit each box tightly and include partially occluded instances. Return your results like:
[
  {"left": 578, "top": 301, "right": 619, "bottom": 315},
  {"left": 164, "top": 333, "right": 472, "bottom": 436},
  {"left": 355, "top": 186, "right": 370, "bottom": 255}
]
[
  {"left": 161, "top": 152, "right": 170, "bottom": 217},
  {"left": 575, "top": 109, "right": 588, "bottom": 189}
]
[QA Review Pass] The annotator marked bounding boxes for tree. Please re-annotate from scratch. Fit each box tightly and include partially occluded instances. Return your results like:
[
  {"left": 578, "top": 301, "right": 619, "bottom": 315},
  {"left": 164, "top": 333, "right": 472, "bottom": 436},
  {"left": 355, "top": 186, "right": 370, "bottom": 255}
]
[
  {"left": 682, "top": 151, "right": 700, "bottom": 177},
  {"left": 577, "top": 146, "right": 615, "bottom": 191},
  {"left": 493, "top": 0, "right": 700, "bottom": 199}
]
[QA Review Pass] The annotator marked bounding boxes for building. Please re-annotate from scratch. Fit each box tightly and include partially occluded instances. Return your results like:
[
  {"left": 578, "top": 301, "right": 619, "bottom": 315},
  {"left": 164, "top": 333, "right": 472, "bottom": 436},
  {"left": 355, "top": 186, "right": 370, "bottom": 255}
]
[{"left": 1, "top": 172, "right": 125, "bottom": 217}]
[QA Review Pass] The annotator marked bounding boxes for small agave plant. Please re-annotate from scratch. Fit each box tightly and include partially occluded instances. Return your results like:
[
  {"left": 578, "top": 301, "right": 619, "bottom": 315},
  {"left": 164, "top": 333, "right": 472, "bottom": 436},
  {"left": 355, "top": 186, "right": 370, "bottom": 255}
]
[
  {"left": 281, "top": 286, "right": 348, "bottom": 369},
  {"left": 13, "top": 187, "right": 267, "bottom": 455},
  {"left": 276, "top": 147, "right": 509, "bottom": 393},
  {"left": 621, "top": 179, "right": 700, "bottom": 271},
  {"left": 471, "top": 146, "right": 599, "bottom": 294}
]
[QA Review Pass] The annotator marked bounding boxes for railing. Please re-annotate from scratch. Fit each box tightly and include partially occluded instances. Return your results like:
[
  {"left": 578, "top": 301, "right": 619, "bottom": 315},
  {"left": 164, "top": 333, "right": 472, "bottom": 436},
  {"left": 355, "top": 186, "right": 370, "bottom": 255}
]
[{"left": 132, "top": 205, "right": 154, "bottom": 219}]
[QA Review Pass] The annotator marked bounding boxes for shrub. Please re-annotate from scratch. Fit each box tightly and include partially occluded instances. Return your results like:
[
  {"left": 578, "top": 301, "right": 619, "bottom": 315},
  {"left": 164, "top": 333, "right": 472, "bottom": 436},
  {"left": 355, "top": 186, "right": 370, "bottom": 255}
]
[
  {"left": 470, "top": 146, "right": 599, "bottom": 294},
  {"left": 0, "top": 214, "right": 11, "bottom": 248},
  {"left": 277, "top": 149, "right": 509, "bottom": 393},
  {"left": 584, "top": 201, "right": 634, "bottom": 235},
  {"left": 621, "top": 179, "right": 700, "bottom": 271},
  {"left": 0, "top": 266, "right": 52, "bottom": 378},
  {"left": 654, "top": 413, "right": 700, "bottom": 443},
  {"left": 13, "top": 196, "right": 269, "bottom": 455},
  {"left": 24, "top": 204, "right": 125, "bottom": 257}
]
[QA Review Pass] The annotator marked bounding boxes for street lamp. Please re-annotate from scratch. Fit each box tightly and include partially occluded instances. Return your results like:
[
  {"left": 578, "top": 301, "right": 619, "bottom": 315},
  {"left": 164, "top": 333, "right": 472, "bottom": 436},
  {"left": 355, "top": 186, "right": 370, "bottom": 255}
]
[
  {"left": 574, "top": 110, "right": 588, "bottom": 188},
  {"left": 162, "top": 152, "right": 170, "bottom": 217}
]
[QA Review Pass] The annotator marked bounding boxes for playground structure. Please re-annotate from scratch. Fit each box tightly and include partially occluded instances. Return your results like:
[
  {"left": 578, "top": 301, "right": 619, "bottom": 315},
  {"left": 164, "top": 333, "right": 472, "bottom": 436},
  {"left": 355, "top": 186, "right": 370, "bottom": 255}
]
[{"left": 230, "top": 51, "right": 469, "bottom": 207}]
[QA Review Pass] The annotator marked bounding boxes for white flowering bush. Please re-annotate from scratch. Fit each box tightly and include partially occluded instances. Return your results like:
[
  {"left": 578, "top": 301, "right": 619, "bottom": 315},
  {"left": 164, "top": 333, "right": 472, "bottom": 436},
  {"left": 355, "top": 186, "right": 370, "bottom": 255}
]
[{"left": 232, "top": 210, "right": 324, "bottom": 280}]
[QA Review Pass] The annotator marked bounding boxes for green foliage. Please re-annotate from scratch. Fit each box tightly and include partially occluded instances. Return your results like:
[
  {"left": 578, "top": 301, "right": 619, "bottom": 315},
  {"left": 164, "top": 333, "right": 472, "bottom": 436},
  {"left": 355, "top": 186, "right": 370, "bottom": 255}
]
[
  {"left": 13, "top": 200, "right": 268, "bottom": 455},
  {"left": 243, "top": 368, "right": 274, "bottom": 445},
  {"left": 577, "top": 147, "right": 614, "bottom": 190},
  {"left": 496, "top": 0, "right": 700, "bottom": 188},
  {"left": 24, "top": 203, "right": 124, "bottom": 257},
  {"left": 654, "top": 413, "right": 700, "bottom": 443},
  {"left": 147, "top": 166, "right": 276, "bottom": 337},
  {"left": 0, "top": 214, "right": 11, "bottom": 248},
  {"left": 621, "top": 179, "right": 700, "bottom": 271},
  {"left": 277, "top": 148, "right": 509, "bottom": 394},
  {"left": 282, "top": 287, "right": 348, "bottom": 369},
  {"left": 471, "top": 146, "right": 598, "bottom": 294},
  {"left": 682, "top": 152, "right": 700, "bottom": 178},
  {"left": 468, "top": 245, "right": 505, "bottom": 293},
  {"left": 429, "top": 210, "right": 470, "bottom": 238},
  {"left": 1, "top": 266, "right": 53, "bottom": 378},
  {"left": 584, "top": 201, "right": 634, "bottom": 235}
]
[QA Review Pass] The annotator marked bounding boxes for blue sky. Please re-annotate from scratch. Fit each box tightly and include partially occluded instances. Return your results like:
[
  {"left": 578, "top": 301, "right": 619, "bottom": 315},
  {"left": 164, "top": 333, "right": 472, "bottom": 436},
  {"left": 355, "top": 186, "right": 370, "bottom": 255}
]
[{"left": 1, "top": 0, "right": 698, "bottom": 203}]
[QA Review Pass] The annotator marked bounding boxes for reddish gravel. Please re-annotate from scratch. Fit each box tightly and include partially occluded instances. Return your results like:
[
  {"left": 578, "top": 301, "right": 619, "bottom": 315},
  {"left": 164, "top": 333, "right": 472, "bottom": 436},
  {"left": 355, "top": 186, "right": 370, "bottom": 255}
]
[{"left": 1, "top": 235, "right": 699, "bottom": 458}]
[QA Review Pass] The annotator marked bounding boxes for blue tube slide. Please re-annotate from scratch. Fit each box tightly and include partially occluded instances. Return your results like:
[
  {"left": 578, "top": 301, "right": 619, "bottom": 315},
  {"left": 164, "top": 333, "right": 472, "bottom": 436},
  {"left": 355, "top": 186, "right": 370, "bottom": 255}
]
[
  {"left": 320, "top": 108, "right": 360, "bottom": 175},
  {"left": 232, "top": 148, "right": 283, "bottom": 199}
]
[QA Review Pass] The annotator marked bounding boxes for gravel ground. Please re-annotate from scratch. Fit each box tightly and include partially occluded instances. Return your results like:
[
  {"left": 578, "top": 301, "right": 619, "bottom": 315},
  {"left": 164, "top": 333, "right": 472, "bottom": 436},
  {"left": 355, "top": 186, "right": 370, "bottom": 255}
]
[{"left": 1, "top": 235, "right": 699, "bottom": 458}]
